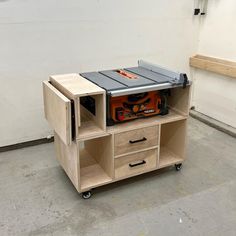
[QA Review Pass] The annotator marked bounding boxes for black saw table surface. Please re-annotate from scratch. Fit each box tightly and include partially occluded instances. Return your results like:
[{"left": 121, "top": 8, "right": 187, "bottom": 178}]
[{"left": 80, "top": 66, "right": 172, "bottom": 93}]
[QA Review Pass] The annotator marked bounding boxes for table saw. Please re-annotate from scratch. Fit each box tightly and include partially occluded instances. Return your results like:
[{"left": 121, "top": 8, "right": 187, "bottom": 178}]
[{"left": 81, "top": 60, "right": 190, "bottom": 125}]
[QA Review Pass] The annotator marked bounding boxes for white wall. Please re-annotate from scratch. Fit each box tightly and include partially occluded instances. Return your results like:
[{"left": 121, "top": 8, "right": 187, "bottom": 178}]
[
  {"left": 0, "top": 0, "right": 198, "bottom": 146},
  {"left": 192, "top": 0, "right": 236, "bottom": 128}
]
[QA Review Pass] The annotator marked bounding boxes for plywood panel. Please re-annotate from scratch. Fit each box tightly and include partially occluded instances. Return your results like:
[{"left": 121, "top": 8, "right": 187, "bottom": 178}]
[
  {"left": 43, "top": 81, "right": 72, "bottom": 145},
  {"left": 115, "top": 148, "right": 158, "bottom": 179},
  {"left": 114, "top": 126, "right": 159, "bottom": 156},
  {"left": 168, "top": 86, "right": 191, "bottom": 115},
  {"left": 79, "top": 148, "right": 112, "bottom": 191},
  {"left": 160, "top": 120, "right": 187, "bottom": 160},
  {"left": 190, "top": 55, "right": 236, "bottom": 78},
  {"left": 84, "top": 135, "right": 114, "bottom": 178},
  {"left": 159, "top": 146, "right": 183, "bottom": 168},
  {"left": 54, "top": 132, "right": 79, "bottom": 191},
  {"left": 50, "top": 74, "right": 105, "bottom": 98},
  {"left": 77, "top": 93, "right": 106, "bottom": 140}
]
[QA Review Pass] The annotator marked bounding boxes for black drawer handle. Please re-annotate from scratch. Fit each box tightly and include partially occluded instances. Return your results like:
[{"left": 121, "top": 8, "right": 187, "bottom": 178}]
[
  {"left": 129, "top": 160, "right": 146, "bottom": 168},
  {"left": 129, "top": 137, "right": 147, "bottom": 144}
]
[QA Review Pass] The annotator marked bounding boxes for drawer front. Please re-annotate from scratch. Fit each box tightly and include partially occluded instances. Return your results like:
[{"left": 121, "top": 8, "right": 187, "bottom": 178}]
[
  {"left": 115, "top": 148, "right": 158, "bottom": 179},
  {"left": 114, "top": 126, "right": 159, "bottom": 156}
]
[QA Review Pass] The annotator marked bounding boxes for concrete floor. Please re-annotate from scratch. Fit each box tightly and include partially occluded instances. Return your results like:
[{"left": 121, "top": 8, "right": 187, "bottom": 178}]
[{"left": 0, "top": 117, "right": 236, "bottom": 236}]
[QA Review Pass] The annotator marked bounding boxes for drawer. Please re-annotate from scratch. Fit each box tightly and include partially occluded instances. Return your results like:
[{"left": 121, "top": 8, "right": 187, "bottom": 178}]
[
  {"left": 114, "top": 126, "right": 159, "bottom": 156},
  {"left": 115, "top": 148, "right": 158, "bottom": 179}
]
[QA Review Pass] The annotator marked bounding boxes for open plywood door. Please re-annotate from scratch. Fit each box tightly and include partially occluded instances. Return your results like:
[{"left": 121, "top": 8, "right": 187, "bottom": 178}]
[{"left": 43, "top": 81, "right": 72, "bottom": 145}]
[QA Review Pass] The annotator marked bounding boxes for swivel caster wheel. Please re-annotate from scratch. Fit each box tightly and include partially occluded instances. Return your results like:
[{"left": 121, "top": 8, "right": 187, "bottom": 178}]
[
  {"left": 175, "top": 163, "right": 182, "bottom": 171},
  {"left": 82, "top": 191, "right": 92, "bottom": 199}
]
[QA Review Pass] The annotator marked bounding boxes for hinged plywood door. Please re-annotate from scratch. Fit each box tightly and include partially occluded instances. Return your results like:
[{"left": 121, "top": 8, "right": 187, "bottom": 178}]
[{"left": 43, "top": 81, "right": 72, "bottom": 145}]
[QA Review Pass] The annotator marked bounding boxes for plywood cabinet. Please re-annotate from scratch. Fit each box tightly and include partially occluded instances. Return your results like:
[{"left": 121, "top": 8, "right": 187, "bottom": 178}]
[{"left": 43, "top": 73, "right": 191, "bottom": 198}]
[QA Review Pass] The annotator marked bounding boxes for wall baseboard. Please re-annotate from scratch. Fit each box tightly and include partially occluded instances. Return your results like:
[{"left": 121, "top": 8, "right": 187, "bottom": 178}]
[
  {"left": 190, "top": 110, "right": 236, "bottom": 138},
  {"left": 0, "top": 137, "right": 54, "bottom": 153}
]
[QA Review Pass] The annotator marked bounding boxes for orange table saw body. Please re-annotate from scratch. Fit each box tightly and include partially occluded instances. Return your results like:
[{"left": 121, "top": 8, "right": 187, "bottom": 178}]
[{"left": 110, "top": 91, "right": 163, "bottom": 123}]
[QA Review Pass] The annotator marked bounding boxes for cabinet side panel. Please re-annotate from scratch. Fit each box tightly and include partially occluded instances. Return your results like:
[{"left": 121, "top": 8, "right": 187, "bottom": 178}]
[
  {"left": 168, "top": 86, "right": 191, "bottom": 115},
  {"left": 54, "top": 132, "right": 79, "bottom": 191}
]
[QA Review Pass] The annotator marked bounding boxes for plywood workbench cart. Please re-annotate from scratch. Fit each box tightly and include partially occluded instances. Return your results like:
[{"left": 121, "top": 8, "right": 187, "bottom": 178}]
[{"left": 43, "top": 61, "right": 191, "bottom": 199}]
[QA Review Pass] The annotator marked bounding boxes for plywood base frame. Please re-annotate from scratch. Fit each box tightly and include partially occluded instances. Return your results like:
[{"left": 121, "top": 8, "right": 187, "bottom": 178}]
[{"left": 54, "top": 117, "right": 187, "bottom": 193}]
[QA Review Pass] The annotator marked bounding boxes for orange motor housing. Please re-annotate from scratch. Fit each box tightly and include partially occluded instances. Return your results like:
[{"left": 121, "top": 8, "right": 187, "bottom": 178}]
[{"left": 110, "top": 91, "right": 162, "bottom": 123}]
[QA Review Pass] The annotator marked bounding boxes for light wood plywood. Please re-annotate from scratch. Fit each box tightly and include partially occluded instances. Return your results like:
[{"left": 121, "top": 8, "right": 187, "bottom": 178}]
[
  {"left": 114, "top": 126, "right": 159, "bottom": 156},
  {"left": 77, "top": 120, "right": 107, "bottom": 140},
  {"left": 54, "top": 133, "right": 79, "bottom": 191},
  {"left": 43, "top": 81, "right": 72, "bottom": 145},
  {"left": 80, "top": 149, "right": 112, "bottom": 191},
  {"left": 160, "top": 119, "right": 187, "bottom": 166},
  {"left": 190, "top": 54, "right": 236, "bottom": 78},
  {"left": 77, "top": 93, "right": 106, "bottom": 140},
  {"left": 115, "top": 145, "right": 159, "bottom": 158},
  {"left": 84, "top": 135, "right": 114, "bottom": 178},
  {"left": 115, "top": 148, "right": 158, "bottom": 179},
  {"left": 50, "top": 73, "right": 105, "bottom": 98},
  {"left": 168, "top": 86, "right": 191, "bottom": 116},
  {"left": 159, "top": 146, "right": 183, "bottom": 168}
]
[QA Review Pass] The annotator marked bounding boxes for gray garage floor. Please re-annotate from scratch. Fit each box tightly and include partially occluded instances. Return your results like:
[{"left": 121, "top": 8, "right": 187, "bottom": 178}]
[{"left": 0, "top": 117, "right": 236, "bottom": 236}]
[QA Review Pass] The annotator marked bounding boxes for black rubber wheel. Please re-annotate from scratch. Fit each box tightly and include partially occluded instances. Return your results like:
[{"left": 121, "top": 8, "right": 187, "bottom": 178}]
[
  {"left": 175, "top": 163, "right": 182, "bottom": 171},
  {"left": 82, "top": 191, "right": 92, "bottom": 199}
]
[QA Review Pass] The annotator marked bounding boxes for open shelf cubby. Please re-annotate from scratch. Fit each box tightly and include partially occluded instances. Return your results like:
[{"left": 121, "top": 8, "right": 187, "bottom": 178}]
[
  {"left": 77, "top": 93, "right": 106, "bottom": 140},
  {"left": 79, "top": 135, "right": 113, "bottom": 191},
  {"left": 159, "top": 119, "right": 187, "bottom": 168},
  {"left": 168, "top": 86, "right": 190, "bottom": 116}
]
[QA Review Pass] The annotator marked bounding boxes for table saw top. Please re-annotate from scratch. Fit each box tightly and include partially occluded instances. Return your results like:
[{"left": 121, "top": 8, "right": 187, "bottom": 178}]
[{"left": 80, "top": 60, "right": 191, "bottom": 97}]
